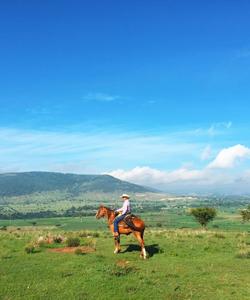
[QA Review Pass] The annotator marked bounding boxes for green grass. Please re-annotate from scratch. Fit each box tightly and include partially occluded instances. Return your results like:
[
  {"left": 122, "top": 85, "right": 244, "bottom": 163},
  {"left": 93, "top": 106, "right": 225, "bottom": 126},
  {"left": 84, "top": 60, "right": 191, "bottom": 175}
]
[
  {"left": 0, "top": 216, "right": 107, "bottom": 231},
  {"left": 1, "top": 210, "right": 250, "bottom": 231},
  {"left": 0, "top": 228, "right": 250, "bottom": 299},
  {"left": 0, "top": 212, "right": 250, "bottom": 299}
]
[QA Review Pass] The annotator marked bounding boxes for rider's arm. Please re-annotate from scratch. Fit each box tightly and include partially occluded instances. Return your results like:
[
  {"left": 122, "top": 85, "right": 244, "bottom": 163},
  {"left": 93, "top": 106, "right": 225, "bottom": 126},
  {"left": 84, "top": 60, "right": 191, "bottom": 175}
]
[
  {"left": 115, "top": 207, "right": 123, "bottom": 213},
  {"left": 115, "top": 201, "right": 127, "bottom": 214}
]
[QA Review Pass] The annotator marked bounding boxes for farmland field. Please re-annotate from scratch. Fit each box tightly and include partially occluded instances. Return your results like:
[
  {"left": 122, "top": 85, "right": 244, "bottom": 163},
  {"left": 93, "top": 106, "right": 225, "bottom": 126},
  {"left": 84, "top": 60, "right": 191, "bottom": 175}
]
[{"left": 0, "top": 210, "right": 250, "bottom": 300}]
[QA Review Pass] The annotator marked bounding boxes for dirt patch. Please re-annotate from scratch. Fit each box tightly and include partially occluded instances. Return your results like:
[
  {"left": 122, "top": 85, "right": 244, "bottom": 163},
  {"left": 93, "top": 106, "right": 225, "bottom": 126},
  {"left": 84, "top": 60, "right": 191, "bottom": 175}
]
[
  {"left": 116, "top": 259, "right": 130, "bottom": 267},
  {"left": 48, "top": 246, "right": 95, "bottom": 254}
]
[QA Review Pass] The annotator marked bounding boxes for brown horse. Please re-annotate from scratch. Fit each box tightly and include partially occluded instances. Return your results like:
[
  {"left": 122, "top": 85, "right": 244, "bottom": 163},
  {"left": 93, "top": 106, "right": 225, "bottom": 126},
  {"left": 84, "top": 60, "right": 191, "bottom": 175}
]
[{"left": 95, "top": 205, "right": 147, "bottom": 259}]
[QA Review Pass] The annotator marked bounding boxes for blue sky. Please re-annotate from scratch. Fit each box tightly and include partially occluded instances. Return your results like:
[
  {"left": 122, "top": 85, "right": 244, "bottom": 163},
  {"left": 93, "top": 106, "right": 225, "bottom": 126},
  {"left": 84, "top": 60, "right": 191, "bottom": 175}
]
[{"left": 1, "top": 1, "right": 250, "bottom": 193}]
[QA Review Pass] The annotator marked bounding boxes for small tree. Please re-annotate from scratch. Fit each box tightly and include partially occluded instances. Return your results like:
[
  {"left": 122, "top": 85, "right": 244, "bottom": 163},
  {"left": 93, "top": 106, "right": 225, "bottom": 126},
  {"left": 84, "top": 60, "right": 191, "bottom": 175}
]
[
  {"left": 190, "top": 207, "right": 217, "bottom": 228},
  {"left": 240, "top": 205, "right": 250, "bottom": 222}
]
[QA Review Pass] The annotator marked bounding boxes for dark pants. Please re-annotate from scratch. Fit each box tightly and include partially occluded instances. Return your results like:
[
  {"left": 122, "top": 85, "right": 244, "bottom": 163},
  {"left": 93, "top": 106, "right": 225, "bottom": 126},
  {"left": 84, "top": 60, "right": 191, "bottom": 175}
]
[{"left": 113, "top": 214, "right": 126, "bottom": 233}]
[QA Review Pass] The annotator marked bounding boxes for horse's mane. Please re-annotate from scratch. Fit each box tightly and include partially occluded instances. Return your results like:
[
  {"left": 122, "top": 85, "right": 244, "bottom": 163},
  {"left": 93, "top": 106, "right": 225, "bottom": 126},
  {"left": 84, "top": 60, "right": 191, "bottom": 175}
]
[{"left": 103, "top": 206, "right": 114, "bottom": 212}]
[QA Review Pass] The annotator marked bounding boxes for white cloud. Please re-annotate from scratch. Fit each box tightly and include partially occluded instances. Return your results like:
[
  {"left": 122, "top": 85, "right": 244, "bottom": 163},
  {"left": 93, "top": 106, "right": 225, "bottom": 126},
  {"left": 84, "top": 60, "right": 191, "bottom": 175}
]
[
  {"left": 108, "top": 144, "right": 250, "bottom": 193},
  {"left": 176, "top": 121, "right": 232, "bottom": 138},
  {"left": 108, "top": 166, "right": 213, "bottom": 187},
  {"left": 201, "top": 145, "right": 212, "bottom": 161},
  {"left": 1, "top": 125, "right": 250, "bottom": 193},
  {"left": 208, "top": 144, "right": 250, "bottom": 169},
  {"left": 82, "top": 92, "right": 120, "bottom": 102},
  {"left": 107, "top": 164, "right": 245, "bottom": 193},
  {"left": 207, "top": 121, "right": 232, "bottom": 136},
  {"left": 0, "top": 127, "right": 199, "bottom": 173}
]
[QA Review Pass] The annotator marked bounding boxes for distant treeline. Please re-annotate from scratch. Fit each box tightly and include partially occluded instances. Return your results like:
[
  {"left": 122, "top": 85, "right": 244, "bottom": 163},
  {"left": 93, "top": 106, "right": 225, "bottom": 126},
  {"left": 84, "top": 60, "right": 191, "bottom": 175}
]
[
  {"left": 0, "top": 206, "right": 96, "bottom": 219},
  {"left": 0, "top": 203, "right": 157, "bottom": 220}
]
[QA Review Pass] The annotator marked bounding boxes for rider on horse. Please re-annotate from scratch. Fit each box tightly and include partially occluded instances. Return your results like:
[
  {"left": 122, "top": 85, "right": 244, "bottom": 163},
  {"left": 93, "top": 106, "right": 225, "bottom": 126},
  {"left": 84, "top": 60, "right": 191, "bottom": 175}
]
[{"left": 113, "top": 194, "right": 131, "bottom": 237}]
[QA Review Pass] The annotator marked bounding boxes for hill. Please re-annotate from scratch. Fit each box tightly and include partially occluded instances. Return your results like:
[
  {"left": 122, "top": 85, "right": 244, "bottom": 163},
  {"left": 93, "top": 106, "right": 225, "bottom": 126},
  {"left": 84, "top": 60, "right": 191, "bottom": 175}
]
[{"left": 0, "top": 171, "right": 154, "bottom": 197}]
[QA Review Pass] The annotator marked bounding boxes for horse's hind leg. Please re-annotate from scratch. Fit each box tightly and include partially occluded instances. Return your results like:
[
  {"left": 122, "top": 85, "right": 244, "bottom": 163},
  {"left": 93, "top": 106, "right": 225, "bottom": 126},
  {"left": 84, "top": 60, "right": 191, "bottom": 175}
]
[
  {"left": 141, "top": 231, "right": 147, "bottom": 259},
  {"left": 133, "top": 231, "right": 147, "bottom": 259}
]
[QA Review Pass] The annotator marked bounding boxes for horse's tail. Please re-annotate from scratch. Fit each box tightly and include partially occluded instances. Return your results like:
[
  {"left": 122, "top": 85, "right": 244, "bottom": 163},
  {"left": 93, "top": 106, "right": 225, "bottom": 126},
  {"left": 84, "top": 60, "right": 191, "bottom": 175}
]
[{"left": 140, "top": 228, "right": 145, "bottom": 239}]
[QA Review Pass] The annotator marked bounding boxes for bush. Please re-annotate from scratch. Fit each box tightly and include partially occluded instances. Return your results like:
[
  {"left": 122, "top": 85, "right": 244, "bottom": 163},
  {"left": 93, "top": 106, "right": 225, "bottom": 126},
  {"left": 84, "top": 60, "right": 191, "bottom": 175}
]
[
  {"left": 53, "top": 235, "right": 63, "bottom": 243},
  {"left": 156, "top": 222, "right": 162, "bottom": 227},
  {"left": 240, "top": 206, "right": 250, "bottom": 222},
  {"left": 0, "top": 226, "right": 7, "bottom": 231},
  {"left": 79, "top": 231, "right": 88, "bottom": 237},
  {"left": 25, "top": 243, "right": 35, "bottom": 254},
  {"left": 92, "top": 232, "right": 100, "bottom": 238},
  {"left": 66, "top": 237, "right": 80, "bottom": 247},
  {"left": 190, "top": 207, "right": 217, "bottom": 228}
]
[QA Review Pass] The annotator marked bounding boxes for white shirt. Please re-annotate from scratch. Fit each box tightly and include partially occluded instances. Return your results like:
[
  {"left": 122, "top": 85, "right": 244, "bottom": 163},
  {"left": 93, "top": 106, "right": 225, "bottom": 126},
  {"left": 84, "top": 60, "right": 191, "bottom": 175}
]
[{"left": 117, "top": 199, "right": 131, "bottom": 215}]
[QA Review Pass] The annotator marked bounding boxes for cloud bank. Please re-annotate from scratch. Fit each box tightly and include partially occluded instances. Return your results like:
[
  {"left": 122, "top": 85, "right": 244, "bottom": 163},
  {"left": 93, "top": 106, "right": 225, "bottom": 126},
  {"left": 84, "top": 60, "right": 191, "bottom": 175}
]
[
  {"left": 108, "top": 144, "right": 250, "bottom": 194},
  {"left": 1, "top": 125, "right": 250, "bottom": 194},
  {"left": 208, "top": 144, "right": 250, "bottom": 169}
]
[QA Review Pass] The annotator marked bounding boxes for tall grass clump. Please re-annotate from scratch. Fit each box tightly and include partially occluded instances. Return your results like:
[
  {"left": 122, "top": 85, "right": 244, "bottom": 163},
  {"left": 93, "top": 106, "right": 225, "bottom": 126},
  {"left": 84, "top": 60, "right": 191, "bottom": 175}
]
[
  {"left": 236, "top": 249, "right": 250, "bottom": 259},
  {"left": 24, "top": 243, "right": 36, "bottom": 254},
  {"left": 66, "top": 237, "right": 80, "bottom": 247}
]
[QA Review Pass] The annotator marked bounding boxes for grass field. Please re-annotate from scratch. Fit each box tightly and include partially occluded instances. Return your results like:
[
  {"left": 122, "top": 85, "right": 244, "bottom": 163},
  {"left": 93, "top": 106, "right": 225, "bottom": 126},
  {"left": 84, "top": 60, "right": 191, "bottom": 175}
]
[
  {"left": 0, "top": 212, "right": 250, "bottom": 299},
  {"left": 1, "top": 210, "right": 249, "bottom": 231}
]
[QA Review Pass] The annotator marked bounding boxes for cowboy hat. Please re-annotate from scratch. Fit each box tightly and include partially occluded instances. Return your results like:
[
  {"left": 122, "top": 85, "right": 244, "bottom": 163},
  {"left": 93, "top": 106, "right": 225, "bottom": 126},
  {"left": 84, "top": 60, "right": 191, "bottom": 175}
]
[{"left": 120, "top": 193, "right": 130, "bottom": 199}]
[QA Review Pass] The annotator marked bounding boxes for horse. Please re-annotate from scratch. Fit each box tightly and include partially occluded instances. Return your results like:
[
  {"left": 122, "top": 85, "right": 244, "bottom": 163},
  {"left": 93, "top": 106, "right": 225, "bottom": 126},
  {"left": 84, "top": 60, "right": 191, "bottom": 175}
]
[{"left": 95, "top": 205, "right": 147, "bottom": 259}]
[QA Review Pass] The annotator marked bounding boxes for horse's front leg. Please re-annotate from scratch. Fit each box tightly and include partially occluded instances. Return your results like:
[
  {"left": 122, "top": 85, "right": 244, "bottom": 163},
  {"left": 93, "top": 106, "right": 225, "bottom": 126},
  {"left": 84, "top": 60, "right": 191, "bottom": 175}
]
[{"left": 114, "top": 235, "right": 121, "bottom": 254}]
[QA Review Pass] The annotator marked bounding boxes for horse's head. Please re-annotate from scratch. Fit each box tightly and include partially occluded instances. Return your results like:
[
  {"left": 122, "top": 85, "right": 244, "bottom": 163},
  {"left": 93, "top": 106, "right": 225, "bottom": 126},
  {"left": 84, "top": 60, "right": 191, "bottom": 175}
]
[{"left": 95, "top": 205, "right": 107, "bottom": 219}]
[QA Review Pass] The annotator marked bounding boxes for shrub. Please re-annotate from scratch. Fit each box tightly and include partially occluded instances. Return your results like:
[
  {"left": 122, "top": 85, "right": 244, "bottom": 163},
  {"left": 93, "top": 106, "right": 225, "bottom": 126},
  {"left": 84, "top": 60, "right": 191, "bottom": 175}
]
[
  {"left": 189, "top": 207, "right": 217, "bottom": 228},
  {"left": 25, "top": 243, "right": 35, "bottom": 254},
  {"left": 66, "top": 237, "right": 80, "bottom": 247},
  {"left": 240, "top": 206, "right": 250, "bottom": 222},
  {"left": 156, "top": 222, "right": 162, "bottom": 227},
  {"left": 92, "top": 232, "right": 100, "bottom": 238},
  {"left": 0, "top": 226, "right": 7, "bottom": 231},
  {"left": 79, "top": 231, "right": 89, "bottom": 238},
  {"left": 53, "top": 235, "right": 63, "bottom": 243}
]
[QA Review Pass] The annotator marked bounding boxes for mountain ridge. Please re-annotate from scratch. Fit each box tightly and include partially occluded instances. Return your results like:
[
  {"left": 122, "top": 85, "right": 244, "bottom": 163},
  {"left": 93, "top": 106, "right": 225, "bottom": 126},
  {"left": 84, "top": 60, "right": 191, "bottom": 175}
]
[{"left": 0, "top": 171, "right": 156, "bottom": 197}]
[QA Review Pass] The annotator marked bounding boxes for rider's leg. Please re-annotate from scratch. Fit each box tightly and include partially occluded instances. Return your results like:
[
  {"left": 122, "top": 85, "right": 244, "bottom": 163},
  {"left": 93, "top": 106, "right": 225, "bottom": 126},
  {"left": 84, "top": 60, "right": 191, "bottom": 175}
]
[{"left": 113, "top": 214, "right": 125, "bottom": 235}]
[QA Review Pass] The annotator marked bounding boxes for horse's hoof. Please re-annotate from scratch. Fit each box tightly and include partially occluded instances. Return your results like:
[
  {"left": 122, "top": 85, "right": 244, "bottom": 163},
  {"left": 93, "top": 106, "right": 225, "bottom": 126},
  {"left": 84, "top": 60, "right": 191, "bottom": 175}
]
[{"left": 113, "top": 249, "right": 120, "bottom": 254}]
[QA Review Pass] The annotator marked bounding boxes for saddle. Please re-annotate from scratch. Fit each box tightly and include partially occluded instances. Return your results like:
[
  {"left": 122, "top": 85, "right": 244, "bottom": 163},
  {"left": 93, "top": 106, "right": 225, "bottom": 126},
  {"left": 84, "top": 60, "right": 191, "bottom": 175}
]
[{"left": 119, "top": 213, "right": 138, "bottom": 230}]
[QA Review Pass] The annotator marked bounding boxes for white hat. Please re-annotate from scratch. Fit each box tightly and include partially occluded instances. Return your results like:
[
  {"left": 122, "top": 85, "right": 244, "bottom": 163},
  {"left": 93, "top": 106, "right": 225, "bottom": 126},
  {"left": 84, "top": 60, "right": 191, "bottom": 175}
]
[{"left": 120, "top": 193, "right": 130, "bottom": 199}]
